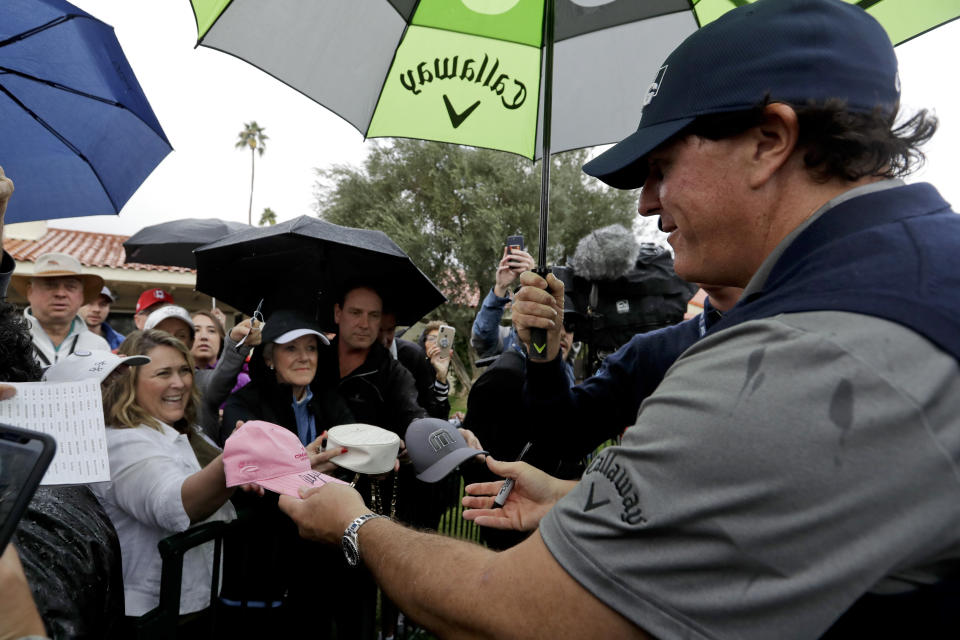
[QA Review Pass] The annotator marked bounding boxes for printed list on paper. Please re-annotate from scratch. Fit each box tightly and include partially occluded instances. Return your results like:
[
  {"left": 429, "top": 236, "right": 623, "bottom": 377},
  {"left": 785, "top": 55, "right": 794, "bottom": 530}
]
[{"left": 0, "top": 380, "right": 110, "bottom": 485}]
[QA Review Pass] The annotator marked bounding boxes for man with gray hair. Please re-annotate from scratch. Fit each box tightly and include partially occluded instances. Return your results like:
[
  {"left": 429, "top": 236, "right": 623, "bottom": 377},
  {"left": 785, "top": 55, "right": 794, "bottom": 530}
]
[
  {"left": 278, "top": 2, "right": 960, "bottom": 638},
  {"left": 11, "top": 252, "right": 109, "bottom": 365}
]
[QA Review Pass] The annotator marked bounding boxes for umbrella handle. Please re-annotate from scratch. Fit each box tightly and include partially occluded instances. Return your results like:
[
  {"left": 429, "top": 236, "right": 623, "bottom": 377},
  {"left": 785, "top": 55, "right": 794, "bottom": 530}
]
[{"left": 529, "top": 266, "right": 550, "bottom": 361}]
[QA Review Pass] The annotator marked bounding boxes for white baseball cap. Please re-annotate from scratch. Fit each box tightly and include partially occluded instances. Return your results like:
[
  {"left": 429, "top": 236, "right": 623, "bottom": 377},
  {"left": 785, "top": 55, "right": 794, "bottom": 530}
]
[
  {"left": 326, "top": 424, "right": 400, "bottom": 475},
  {"left": 144, "top": 305, "right": 195, "bottom": 335},
  {"left": 42, "top": 350, "right": 151, "bottom": 383}
]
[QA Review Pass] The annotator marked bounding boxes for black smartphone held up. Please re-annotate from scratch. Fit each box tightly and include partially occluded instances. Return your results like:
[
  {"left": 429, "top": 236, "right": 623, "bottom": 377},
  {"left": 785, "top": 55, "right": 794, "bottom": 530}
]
[
  {"left": 505, "top": 235, "right": 524, "bottom": 254},
  {"left": 0, "top": 424, "right": 56, "bottom": 554}
]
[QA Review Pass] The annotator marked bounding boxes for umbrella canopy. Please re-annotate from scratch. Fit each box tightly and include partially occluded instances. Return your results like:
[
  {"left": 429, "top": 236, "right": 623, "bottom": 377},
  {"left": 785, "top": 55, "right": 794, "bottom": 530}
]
[
  {"left": 190, "top": 0, "right": 960, "bottom": 267},
  {"left": 124, "top": 218, "right": 252, "bottom": 269},
  {"left": 191, "top": 0, "right": 957, "bottom": 161},
  {"left": 193, "top": 216, "right": 447, "bottom": 329},
  {"left": 2, "top": 0, "right": 171, "bottom": 223}
]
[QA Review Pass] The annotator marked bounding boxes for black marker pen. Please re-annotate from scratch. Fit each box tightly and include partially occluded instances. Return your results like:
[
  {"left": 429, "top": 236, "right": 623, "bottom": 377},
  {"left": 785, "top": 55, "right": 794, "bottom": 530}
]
[{"left": 492, "top": 441, "right": 532, "bottom": 509}]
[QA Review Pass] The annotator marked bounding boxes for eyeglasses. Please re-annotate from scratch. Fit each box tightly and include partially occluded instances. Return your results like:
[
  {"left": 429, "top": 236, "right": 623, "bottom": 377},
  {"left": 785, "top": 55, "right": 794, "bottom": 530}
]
[{"left": 235, "top": 299, "right": 264, "bottom": 351}]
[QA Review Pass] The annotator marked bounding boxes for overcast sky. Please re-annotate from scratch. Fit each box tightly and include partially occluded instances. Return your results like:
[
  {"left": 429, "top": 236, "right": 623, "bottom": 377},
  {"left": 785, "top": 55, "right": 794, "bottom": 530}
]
[{"left": 52, "top": 1, "right": 960, "bottom": 236}]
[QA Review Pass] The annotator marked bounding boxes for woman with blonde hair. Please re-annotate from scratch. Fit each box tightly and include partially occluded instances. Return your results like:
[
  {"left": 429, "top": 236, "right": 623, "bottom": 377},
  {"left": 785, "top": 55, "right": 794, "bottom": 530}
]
[{"left": 94, "top": 329, "right": 241, "bottom": 632}]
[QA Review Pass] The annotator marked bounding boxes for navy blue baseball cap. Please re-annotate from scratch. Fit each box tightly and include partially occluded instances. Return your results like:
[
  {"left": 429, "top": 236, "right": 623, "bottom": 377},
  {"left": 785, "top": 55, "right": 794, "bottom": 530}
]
[{"left": 583, "top": 0, "right": 900, "bottom": 190}]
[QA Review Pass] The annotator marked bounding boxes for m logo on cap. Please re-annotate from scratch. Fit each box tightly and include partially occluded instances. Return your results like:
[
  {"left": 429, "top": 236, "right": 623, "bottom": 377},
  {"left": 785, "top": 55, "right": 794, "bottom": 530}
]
[
  {"left": 640, "top": 65, "right": 668, "bottom": 118},
  {"left": 428, "top": 429, "right": 456, "bottom": 453}
]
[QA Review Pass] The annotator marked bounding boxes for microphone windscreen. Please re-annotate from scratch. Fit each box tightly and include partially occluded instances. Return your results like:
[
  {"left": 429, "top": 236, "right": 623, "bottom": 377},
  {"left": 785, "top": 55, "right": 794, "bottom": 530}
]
[{"left": 569, "top": 224, "right": 640, "bottom": 281}]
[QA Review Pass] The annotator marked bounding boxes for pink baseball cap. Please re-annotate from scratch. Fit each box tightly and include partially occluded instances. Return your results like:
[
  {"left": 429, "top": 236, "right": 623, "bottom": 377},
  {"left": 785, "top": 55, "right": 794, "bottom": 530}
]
[{"left": 223, "top": 420, "right": 346, "bottom": 497}]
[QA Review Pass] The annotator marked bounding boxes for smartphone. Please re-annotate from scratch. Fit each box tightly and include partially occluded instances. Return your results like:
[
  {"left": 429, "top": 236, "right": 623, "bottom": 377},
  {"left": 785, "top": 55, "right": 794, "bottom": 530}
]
[
  {"left": 0, "top": 424, "right": 56, "bottom": 554},
  {"left": 505, "top": 235, "right": 524, "bottom": 254},
  {"left": 437, "top": 324, "right": 456, "bottom": 350}
]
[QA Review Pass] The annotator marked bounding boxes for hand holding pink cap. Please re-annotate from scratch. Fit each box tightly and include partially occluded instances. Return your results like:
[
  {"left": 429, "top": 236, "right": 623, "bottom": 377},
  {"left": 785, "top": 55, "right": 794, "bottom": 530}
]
[{"left": 224, "top": 420, "right": 346, "bottom": 497}]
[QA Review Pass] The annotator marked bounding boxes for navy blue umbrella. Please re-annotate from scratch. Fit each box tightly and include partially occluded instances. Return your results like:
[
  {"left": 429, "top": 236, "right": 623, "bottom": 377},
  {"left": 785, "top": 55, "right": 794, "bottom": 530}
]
[{"left": 1, "top": 0, "right": 171, "bottom": 223}]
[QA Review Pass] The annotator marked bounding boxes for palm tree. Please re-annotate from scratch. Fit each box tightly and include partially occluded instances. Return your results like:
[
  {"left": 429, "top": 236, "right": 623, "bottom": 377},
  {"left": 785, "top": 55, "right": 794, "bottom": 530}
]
[
  {"left": 259, "top": 207, "right": 277, "bottom": 226},
  {"left": 235, "top": 121, "right": 268, "bottom": 225}
]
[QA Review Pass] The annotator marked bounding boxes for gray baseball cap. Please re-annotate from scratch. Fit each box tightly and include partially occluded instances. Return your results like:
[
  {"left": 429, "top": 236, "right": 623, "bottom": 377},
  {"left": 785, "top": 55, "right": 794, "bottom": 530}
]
[{"left": 405, "top": 417, "right": 487, "bottom": 483}]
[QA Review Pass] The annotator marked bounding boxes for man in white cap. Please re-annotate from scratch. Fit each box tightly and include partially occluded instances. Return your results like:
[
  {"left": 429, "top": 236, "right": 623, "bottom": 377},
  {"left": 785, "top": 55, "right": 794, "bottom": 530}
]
[
  {"left": 79, "top": 285, "right": 125, "bottom": 351},
  {"left": 143, "top": 304, "right": 195, "bottom": 348},
  {"left": 12, "top": 252, "right": 109, "bottom": 366}
]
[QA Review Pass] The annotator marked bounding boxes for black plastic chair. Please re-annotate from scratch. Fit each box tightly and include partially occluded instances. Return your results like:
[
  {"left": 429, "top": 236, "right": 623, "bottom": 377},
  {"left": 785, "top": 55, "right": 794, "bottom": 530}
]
[{"left": 131, "top": 520, "right": 230, "bottom": 640}]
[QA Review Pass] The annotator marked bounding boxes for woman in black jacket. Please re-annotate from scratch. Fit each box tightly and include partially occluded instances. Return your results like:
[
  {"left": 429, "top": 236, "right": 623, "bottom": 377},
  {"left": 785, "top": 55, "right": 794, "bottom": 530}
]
[
  {"left": 222, "top": 309, "right": 353, "bottom": 447},
  {"left": 220, "top": 309, "right": 367, "bottom": 639}
]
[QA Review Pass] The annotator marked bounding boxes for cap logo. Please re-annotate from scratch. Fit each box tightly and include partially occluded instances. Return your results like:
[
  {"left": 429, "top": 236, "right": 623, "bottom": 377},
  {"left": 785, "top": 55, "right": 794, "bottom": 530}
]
[
  {"left": 428, "top": 428, "right": 456, "bottom": 453},
  {"left": 640, "top": 64, "right": 668, "bottom": 120},
  {"left": 154, "top": 290, "right": 165, "bottom": 299}
]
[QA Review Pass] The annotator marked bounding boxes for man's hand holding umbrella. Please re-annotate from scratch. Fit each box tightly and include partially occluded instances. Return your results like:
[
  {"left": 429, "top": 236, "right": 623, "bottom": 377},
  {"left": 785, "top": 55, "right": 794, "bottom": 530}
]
[{"left": 512, "top": 270, "right": 565, "bottom": 362}]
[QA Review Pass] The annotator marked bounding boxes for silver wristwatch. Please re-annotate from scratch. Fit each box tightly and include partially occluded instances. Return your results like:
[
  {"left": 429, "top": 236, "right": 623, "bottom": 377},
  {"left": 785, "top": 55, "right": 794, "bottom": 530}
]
[{"left": 342, "top": 513, "right": 387, "bottom": 567}]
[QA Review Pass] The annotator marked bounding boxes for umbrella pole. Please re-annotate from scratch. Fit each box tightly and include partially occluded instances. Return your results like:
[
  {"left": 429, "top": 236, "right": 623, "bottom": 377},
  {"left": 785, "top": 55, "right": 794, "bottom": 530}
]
[
  {"left": 537, "top": 0, "right": 555, "bottom": 273},
  {"left": 529, "top": 0, "right": 556, "bottom": 362}
]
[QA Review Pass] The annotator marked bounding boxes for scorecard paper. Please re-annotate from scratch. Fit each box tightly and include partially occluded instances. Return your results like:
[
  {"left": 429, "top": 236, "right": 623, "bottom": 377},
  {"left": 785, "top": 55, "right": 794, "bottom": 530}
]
[{"left": 0, "top": 380, "right": 110, "bottom": 485}]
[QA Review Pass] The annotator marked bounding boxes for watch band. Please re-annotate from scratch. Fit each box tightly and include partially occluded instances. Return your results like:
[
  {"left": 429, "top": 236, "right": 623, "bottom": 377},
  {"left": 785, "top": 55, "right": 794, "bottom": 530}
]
[{"left": 342, "top": 513, "right": 387, "bottom": 567}]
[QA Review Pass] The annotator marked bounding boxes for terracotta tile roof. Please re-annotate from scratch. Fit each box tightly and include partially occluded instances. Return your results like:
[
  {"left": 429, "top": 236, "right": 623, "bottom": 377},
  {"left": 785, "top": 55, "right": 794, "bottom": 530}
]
[
  {"left": 3, "top": 227, "right": 194, "bottom": 273},
  {"left": 684, "top": 287, "right": 707, "bottom": 320}
]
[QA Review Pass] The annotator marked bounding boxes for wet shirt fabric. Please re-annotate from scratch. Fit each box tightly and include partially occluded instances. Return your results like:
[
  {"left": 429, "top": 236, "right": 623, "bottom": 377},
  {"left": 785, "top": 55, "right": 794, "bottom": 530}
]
[
  {"left": 90, "top": 422, "right": 236, "bottom": 616},
  {"left": 541, "top": 313, "right": 960, "bottom": 639},
  {"left": 15, "top": 485, "right": 126, "bottom": 639}
]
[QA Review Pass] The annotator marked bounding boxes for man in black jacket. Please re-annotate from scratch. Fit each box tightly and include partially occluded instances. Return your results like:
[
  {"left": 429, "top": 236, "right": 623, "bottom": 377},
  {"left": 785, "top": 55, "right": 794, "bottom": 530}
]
[
  {"left": 315, "top": 286, "right": 426, "bottom": 436},
  {"left": 378, "top": 310, "right": 451, "bottom": 420},
  {"left": 314, "top": 285, "right": 429, "bottom": 640}
]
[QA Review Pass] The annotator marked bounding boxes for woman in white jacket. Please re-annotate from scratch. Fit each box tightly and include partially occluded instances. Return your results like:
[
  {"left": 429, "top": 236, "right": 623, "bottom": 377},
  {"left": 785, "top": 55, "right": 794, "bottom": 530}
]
[{"left": 94, "top": 329, "right": 242, "bottom": 631}]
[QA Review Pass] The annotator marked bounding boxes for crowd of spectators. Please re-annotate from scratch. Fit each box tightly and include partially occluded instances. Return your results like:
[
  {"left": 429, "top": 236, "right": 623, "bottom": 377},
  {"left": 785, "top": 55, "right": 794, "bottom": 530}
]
[{"left": 3, "top": 2, "right": 960, "bottom": 638}]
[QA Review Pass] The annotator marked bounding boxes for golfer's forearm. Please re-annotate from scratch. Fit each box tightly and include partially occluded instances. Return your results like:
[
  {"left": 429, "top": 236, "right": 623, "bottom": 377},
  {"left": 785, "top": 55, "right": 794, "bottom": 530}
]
[
  {"left": 360, "top": 519, "right": 507, "bottom": 639},
  {"left": 359, "top": 522, "right": 645, "bottom": 639}
]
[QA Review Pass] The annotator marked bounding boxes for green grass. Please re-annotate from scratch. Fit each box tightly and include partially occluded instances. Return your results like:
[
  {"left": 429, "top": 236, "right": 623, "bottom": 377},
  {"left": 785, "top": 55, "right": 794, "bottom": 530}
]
[{"left": 448, "top": 392, "right": 467, "bottom": 417}]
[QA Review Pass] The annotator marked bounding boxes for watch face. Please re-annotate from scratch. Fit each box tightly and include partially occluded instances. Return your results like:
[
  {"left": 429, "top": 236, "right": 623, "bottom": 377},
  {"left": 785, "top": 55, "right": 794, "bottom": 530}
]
[{"left": 342, "top": 533, "right": 360, "bottom": 567}]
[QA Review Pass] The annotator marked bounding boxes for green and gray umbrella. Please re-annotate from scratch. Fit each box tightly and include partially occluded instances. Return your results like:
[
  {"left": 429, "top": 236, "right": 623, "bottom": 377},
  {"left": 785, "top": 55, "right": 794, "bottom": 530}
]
[{"left": 189, "top": 0, "right": 959, "bottom": 264}]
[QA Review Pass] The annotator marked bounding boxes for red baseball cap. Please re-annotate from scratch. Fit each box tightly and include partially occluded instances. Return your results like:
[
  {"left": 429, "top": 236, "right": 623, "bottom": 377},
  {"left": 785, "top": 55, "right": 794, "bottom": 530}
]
[{"left": 135, "top": 288, "right": 174, "bottom": 314}]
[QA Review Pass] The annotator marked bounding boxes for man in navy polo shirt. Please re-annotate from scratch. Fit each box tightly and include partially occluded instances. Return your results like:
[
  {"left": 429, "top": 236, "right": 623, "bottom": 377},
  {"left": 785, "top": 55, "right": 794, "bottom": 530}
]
[{"left": 279, "top": 2, "right": 960, "bottom": 638}]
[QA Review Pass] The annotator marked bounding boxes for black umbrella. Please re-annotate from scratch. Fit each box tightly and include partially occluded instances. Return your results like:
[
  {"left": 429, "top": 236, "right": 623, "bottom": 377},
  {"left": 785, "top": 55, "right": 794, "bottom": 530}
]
[
  {"left": 194, "top": 216, "right": 446, "bottom": 329},
  {"left": 123, "top": 218, "right": 253, "bottom": 269}
]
